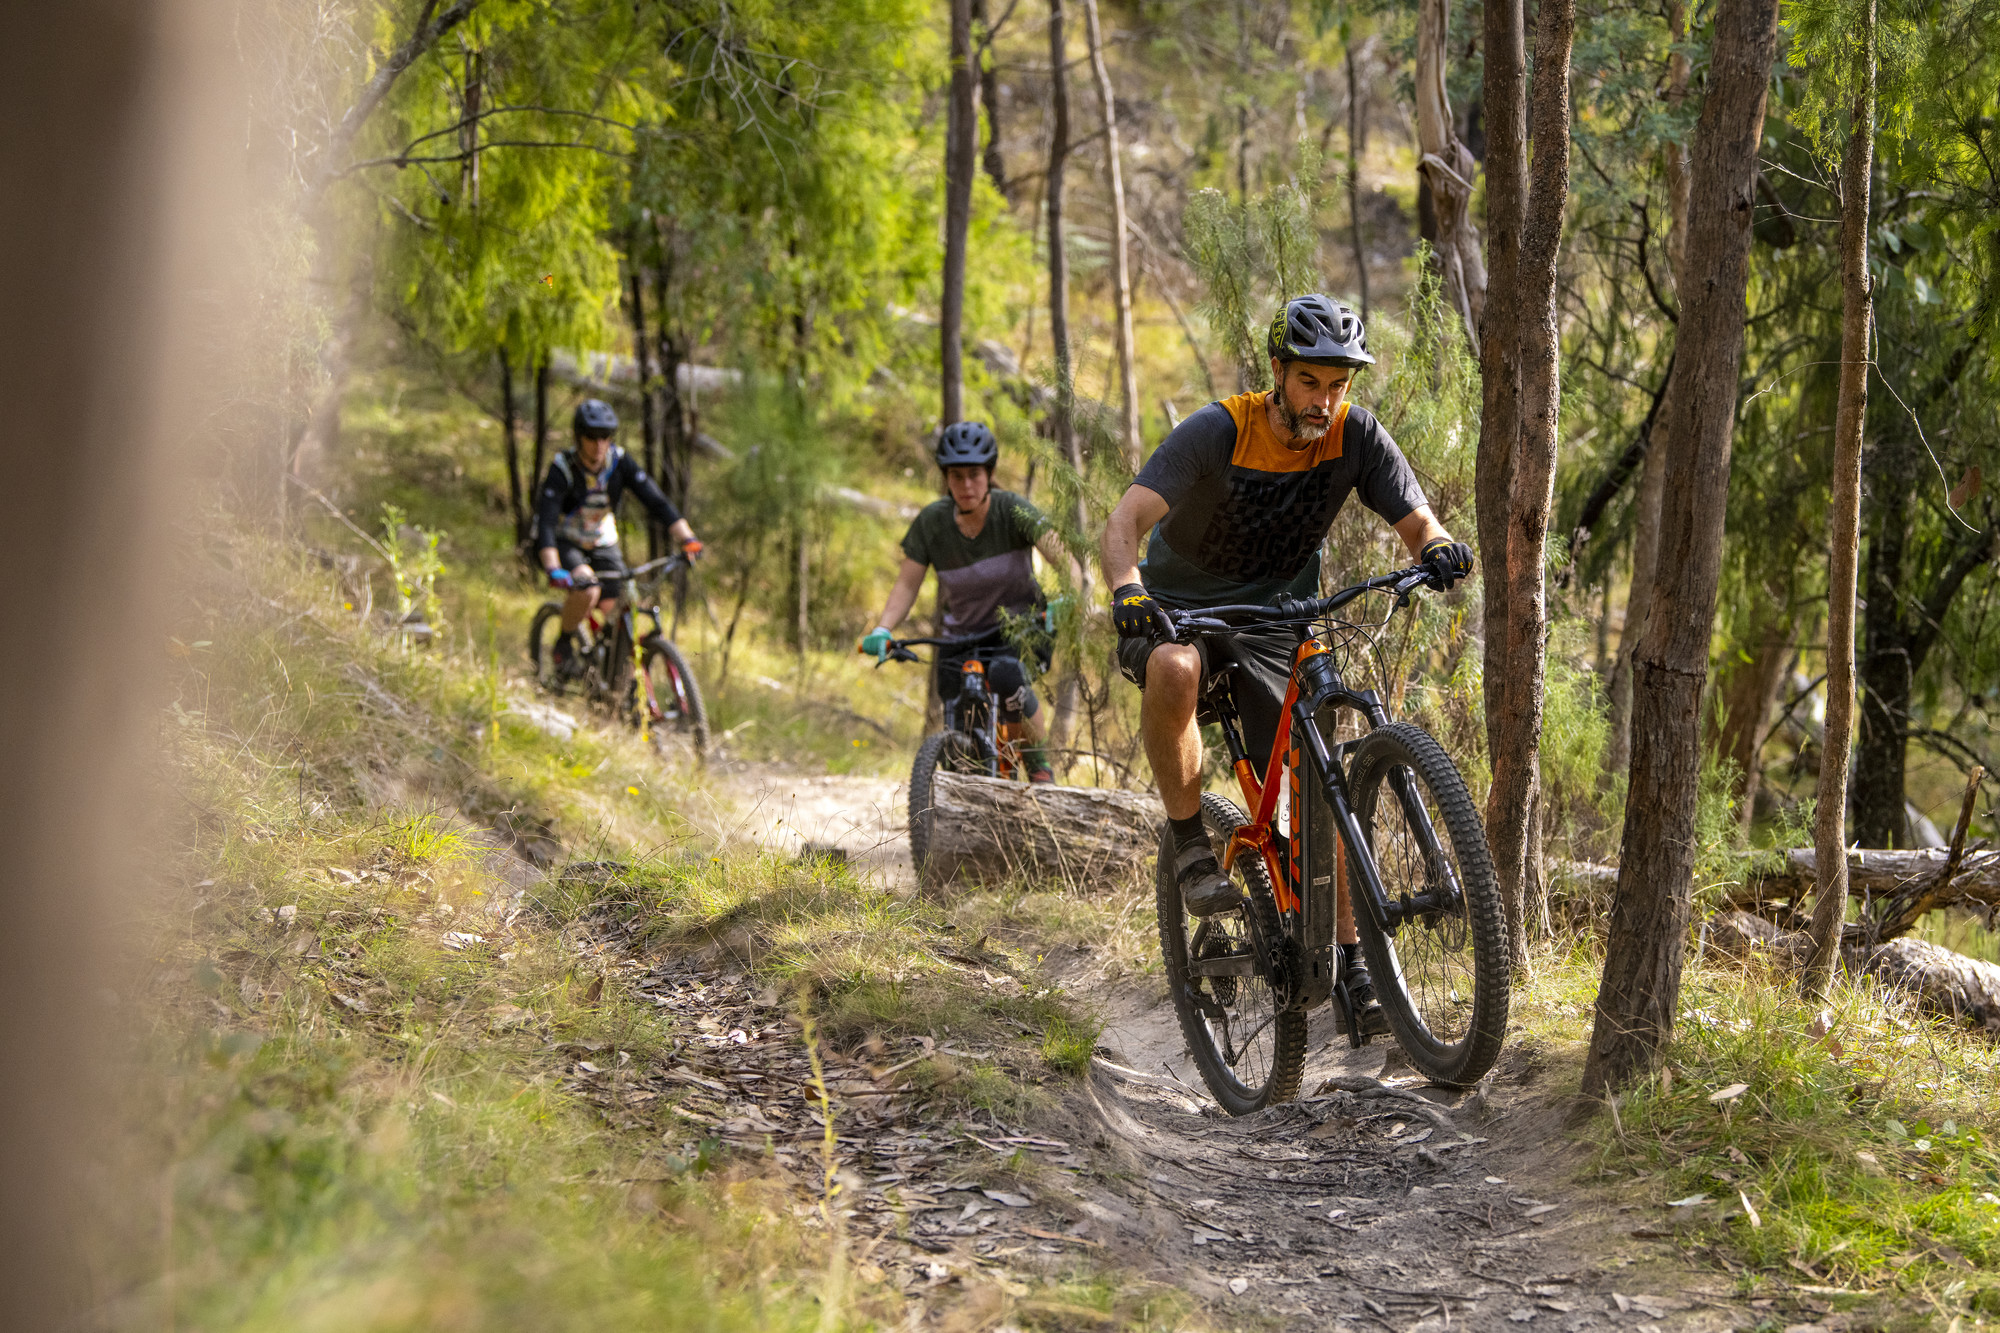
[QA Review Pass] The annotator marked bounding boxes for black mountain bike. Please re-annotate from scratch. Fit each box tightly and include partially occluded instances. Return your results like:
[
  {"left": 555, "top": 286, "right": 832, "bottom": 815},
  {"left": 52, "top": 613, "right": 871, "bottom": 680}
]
[
  {"left": 1156, "top": 563, "right": 1508, "bottom": 1111},
  {"left": 873, "top": 628, "right": 1038, "bottom": 882},
  {"left": 528, "top": 553, "right": 709, "bottom": 757}
]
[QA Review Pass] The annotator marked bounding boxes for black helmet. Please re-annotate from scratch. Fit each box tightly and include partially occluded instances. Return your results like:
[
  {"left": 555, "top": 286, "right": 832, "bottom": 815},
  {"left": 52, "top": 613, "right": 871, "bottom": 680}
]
[
  {"left": 935, "top": 420, "right": 999, "bottom": 470},
  {"left": 573, "top": 398, "right": 619, "bottom": 437},
  {"left": 1267, "top": 294, "right": 1375, "bottom": 367}
]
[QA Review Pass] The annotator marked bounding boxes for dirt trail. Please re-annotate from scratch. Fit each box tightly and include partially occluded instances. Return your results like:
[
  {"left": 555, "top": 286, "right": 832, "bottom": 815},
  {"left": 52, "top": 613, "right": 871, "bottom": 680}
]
[{"left": 692, "top": 763, "right": 1777, "bottom": 1331}]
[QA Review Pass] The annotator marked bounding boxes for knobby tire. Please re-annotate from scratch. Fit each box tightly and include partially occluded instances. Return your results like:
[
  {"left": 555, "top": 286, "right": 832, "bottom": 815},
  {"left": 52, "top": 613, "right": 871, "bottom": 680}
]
[
  {"left": 1157, "top": 793, "right": 1306, "bottom": 1114},
  {"left": 641, "top": 635, "right": 709, "bottom": 757},
  {"left": 1345, "top": 722, "right": 1509, "bottom": 1087},
  {"left": 908, "top": 730, "right": 981, "bottom": 888}
]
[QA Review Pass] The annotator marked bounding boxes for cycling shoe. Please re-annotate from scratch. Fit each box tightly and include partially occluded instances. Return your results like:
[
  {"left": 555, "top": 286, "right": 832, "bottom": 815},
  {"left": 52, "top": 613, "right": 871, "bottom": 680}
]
[
  {"left": 1338, "top": 943, "right": 1391, "bottom": 1036},
  {"left": 1175, "top": 843, "right": 1242, "bottom": 917}
]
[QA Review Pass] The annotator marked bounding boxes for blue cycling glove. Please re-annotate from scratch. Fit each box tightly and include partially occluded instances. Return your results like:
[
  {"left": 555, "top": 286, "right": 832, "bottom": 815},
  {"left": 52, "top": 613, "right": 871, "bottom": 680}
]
[{"left": 548, "top": 567, "right": 574, "bottom": 589}]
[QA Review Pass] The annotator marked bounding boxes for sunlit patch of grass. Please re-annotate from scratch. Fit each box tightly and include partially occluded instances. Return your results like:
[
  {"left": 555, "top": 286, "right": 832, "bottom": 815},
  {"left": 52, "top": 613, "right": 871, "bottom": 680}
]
[
  {"left": 1588, "top": 963, "right": 2000, "bottom": 1316},
  {"left": 1039, "top": 1012, "right": 1101, "bottom": 1077}
]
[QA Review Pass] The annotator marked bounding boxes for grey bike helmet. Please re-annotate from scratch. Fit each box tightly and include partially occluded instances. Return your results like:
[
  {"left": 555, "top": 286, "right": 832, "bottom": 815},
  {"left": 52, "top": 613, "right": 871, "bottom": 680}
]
[
  {"left": 1267, "top": 294, "right": 1375, "bottom": 367},
  {"left": 573, "top": 398, "right": 619, "bottom": 437},
  {"left": 935, "top": 420, "right": 999, "bottom": 470}
]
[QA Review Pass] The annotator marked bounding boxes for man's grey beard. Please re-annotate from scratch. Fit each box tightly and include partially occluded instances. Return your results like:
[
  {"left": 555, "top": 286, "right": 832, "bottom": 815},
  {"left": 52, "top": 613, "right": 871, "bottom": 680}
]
[{"left": 1275, "top": 392, "right": 1332, "bottom": 441}]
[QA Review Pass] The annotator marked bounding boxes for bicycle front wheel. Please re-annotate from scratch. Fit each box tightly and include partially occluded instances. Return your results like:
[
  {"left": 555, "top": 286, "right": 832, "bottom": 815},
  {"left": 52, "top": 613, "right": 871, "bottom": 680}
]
[
  {"left": 1345, "top": 722, "right": 1509, "bottom": 1087},
  {"left": 528, "top": 603, "right": 566, "bottom": 692},
  {"left": 1157, "top": 793, "right": 1306, "bottom": 1115},
  {"left": 640, "top": 636, "right": 709, "bottom": 757},
  {"left": 908, "top": 730, "right": 982, "bottom": 887}
]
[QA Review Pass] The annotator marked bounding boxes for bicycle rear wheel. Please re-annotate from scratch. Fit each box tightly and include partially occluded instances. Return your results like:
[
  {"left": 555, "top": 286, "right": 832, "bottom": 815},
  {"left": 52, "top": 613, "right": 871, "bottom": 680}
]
[
  {"left": 1345, "top": 722, "right": 1509, "bottom": 1086},
  {"left": 640, "top": 636, "right": 710, "bottom": 757},
  {"left": 1157, "top": 793, "right": 1305, "bottom": 1114},
  {"left": 908, "top": 730, "right": 982, "bottom": 886}
]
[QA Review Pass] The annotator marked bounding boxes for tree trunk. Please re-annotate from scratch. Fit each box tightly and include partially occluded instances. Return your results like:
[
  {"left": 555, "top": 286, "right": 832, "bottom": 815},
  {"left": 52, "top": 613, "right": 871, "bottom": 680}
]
[
  {"left": 1345, "top": 38, "right": 1370, "bottom": 322},
  {"left": 920, "top": 770, "right": 1165, "bottom": 888},
  {"left": 500, "top": 348, "right": 524, "bottom": 545},
  {"left": 973, "top": 0, "right": 1009, "bottom": 201},
  {"left": 1083, "top": 0, "right": 1142, "bottom": 471},
  {"left": 1047, "top": 0, "right": 1090, "bottom": 746},
  {"left": 942, "top": 0, "right": 978, "bottom": 426},
  {"left": 625, "top": 257, "right": 663, "bottom": 560},
  {"left": 1479, "top": 0, "right": 1573, "bottom": 970},
  {"left": 532, "top": 355, "right": 550, "bottom": 505},
  {"left": 459, "top": 47, "right": 482, "bottom": 209},
  {"left": 1807, "top": 11, "right": 1874, "bottom": 999},
  {"left": 1605, "top": 433, "right": 1666, "bottom": 778},
  {"left": 1710, "top": 610, "right": 1790, "bottom": 830},
  {"left": 1582, "top": 0, "right": 1780, "bottom": 1096},
  {"left": 1603, "top": 13, "right": 1690, "bottom": 779},
  {"left": 1415, "top": 0, "right": 1486, "bottom": 352}
]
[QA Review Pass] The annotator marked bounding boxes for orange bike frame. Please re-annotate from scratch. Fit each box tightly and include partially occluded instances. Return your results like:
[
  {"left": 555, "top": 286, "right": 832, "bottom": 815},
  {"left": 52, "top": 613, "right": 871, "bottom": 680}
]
[{"left": 1217, "top": 638, "right": 1335, "bottom": 915}]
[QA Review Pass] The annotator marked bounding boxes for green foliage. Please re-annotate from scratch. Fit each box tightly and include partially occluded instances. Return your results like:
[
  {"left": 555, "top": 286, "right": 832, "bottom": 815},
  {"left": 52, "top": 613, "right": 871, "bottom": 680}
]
[
  {"left": 1181, "top": 138, "right": 1337, "bottom": 391},
  {"left": 379, "top": 502, "right": 444, "bottom": 627},
  {"left": 1595, "top": 966, "right": 2000, "bottom": 1307}
]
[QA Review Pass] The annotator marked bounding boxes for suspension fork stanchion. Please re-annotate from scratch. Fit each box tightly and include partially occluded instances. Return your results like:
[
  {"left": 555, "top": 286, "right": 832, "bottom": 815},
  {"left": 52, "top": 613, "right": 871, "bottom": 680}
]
[{"left": 1291, "top": 699, "right": 1402, "bottom": 935}]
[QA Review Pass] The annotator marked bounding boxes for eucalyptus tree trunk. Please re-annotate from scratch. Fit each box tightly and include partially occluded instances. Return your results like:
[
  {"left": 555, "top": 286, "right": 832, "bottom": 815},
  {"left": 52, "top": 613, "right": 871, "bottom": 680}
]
[
  {"left": 1083, "top": 0, "right": 1142, "bottom": 470},
  {"left": 532, "top": 356, "right": 550, "bottom": 500},
  {"left": 500, "top": 348, "right": 524, "bottom": 545},
  {"left": 973, "top": 0, "right": 1009, "bottom": 200},
  {"left": 1345, "top": 38, "right": 1370, "bottom": 322},
  {"left": 1476, "top": 0, "right": 1573, "bottom": 967},
  {"left": 942, "top": 0, "right": 979, "bottom": 426},
  {"left": 1047, "top": 0, "right": 1089, "bottom": 744},
  {"left": 1415, "top": 0, "right": 1485, "bottom": 352},
  {"left": 1805, "top": 0, "right": 1877, "bottom": 994},
  {"left": 625, "top": 258, "right": 663, "bottom": 559},
  {"left": 1583, "top": 0, "right": 1782, "bottom": 1095},
  {"left": 1606, "top": 6, "right": 1692, "bottom": 780}
]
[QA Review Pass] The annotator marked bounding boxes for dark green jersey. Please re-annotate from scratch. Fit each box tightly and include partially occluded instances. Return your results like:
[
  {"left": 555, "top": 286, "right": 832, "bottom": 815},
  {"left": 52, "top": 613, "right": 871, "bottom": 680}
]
[{"left": 900, "top": 489, "right": 1050, "bottom": 636}]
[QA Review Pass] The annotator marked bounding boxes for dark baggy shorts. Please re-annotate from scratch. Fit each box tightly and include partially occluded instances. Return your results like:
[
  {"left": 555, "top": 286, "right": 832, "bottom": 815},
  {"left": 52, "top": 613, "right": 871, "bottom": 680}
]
[
  {"left": 937, "top": 643, "right": 1050, "bottom": 723},
  {"left": 1117, "top": 626, "right": 1299, "bottom": 772},
  {"left": 556, "top": 541, "right": 628, "bottom": 601}
]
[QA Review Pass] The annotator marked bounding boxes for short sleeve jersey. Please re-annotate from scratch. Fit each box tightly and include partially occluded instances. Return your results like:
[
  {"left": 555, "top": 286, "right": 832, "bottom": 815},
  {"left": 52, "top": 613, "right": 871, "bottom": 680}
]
[
  {"left": 900, "top": 489, "right": 1051, "bottom": 636},
  {"left": 1132, "top": 392, "right": 1426, "bottom": 608}
]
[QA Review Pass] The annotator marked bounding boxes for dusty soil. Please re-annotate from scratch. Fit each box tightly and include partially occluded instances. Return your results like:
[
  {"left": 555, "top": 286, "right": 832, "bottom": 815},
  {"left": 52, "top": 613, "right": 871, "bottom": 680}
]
[{"left": 626, "top": 763, "right": 1817, "bottom": 1331}]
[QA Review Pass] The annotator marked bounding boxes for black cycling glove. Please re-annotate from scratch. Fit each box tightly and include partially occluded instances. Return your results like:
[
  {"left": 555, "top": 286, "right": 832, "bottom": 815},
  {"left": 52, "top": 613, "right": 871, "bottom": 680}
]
[
  {"left": 1111, "top": 582, "right": 1172, "bottom": 641},
  {"left": 1420, "top": 538, "right": 1475, "bottom": 589}
]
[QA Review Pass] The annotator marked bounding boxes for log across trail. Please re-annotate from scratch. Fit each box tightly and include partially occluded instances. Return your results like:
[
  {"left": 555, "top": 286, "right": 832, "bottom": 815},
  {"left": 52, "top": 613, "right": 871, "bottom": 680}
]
[{"left": 916, "top": 770, "right": 1164, "bottom": 889}]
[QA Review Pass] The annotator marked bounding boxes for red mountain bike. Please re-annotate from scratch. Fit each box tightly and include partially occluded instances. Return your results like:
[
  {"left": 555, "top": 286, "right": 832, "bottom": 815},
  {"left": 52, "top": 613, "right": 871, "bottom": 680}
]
[{"left": 1156, "top": 563, "right": 1509, "bottom": 1111}]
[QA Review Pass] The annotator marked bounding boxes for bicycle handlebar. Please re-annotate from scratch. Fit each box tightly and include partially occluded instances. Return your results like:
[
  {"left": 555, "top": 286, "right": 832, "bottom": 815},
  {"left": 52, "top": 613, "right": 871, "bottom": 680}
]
[{"left": 1163, "top": 564, "right": 1443, "bottom": 638}]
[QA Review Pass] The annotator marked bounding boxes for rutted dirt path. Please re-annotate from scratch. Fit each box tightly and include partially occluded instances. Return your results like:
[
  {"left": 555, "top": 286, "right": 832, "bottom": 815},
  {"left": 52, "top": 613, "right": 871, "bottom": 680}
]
[{"left": 672, "top": 762, "right": 1776, "bottom": 1331}]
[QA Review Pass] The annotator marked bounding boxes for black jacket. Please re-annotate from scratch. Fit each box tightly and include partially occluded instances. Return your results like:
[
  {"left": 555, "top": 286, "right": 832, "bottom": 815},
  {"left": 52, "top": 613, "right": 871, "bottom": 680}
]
[{"left": 533, "top": 445, "right": 683, "bottom": 550}]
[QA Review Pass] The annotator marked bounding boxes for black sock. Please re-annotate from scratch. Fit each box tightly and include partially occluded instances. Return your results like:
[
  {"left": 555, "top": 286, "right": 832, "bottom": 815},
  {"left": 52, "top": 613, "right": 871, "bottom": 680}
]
[{"left": 1170, "top": 814, "right": 1211, "bottom": 855}]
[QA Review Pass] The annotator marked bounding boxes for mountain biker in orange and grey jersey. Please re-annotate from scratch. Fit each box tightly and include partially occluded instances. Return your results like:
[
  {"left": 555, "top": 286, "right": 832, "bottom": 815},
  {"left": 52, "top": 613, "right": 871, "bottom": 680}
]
[
  {"left": 861, "top": 422, "right": 1071, "bottom": 784},
  {"left": 1099, "top": 296, "right": 1476, "bottom": 1030},
  {"left": 535, "top": 399, "right": 702, "bottom": 662}
]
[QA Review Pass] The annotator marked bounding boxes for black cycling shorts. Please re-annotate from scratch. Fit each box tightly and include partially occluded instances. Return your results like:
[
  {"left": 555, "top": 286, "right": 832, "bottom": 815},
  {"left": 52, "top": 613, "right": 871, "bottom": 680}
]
[
  {"left": 557, "top": 541, "right": 627, "bottom": 600},
  {"left": 1117, "top": 627, "right": 1299, "bottom": 772},
  {"left": 938, "top": 645, "right": 1049, "bottom": 724}
]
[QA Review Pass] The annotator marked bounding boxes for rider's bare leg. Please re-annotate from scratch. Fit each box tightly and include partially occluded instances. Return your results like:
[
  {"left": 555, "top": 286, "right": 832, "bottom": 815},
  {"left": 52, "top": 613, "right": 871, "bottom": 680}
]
[
  {"left": 558, "top": 583, "right": 600, "bottom": 633},
  {"left": 1141, "top": 643, "right": 1204, "bottom": 821}
]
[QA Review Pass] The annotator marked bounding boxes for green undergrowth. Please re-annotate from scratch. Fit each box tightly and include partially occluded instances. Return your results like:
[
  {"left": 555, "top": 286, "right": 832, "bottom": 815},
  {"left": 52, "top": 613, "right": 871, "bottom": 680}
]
[
  {"left": 103, "top": 528, "right": 1178, "bottom": 1331},
  {"left": 1587, "top": 960, "right": 2000, "bottom": 1320}
]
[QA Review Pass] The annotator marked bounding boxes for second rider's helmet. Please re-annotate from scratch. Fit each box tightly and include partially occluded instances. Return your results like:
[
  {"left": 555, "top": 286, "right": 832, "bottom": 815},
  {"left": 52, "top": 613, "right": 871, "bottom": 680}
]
[
  {"left": 573, "top": 398, "right": 619, "bottom": 438},
  {"left": 1268, "top": 294, "right": 1376, "bottom": 367},
  {"left": 935, "top": 420, "right": 999, "bottom": 471}
]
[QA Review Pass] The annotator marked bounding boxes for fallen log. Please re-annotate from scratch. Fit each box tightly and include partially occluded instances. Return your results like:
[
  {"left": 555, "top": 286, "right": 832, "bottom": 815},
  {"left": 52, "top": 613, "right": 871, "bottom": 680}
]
[
  {"left": 1707, "top": 909, "right": 2000, "bottom": 1036},
  {"left": 916, "top": 771, "right": 1164, "bottom": 890},
  {"left": 1737, "top": 846, "right": 2000, "bottom": 904}
]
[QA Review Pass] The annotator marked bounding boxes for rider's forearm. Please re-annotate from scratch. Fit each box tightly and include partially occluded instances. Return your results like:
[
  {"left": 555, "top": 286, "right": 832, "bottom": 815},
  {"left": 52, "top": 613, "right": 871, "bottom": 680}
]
[
  {"left": 538, "top": 546, "right": 560, "bottom": 572},
  {"left": 874, "top": 558, "right": 927, "bottom": 631},
  {"left": 1393, "top": 505, "right": 1450, "bottom": 559},
  {"left": 1100, "top": 514, "right": 1144, "bottom": 591},
  {"left": 668, "top": 518, "right": 696, "bottom": 546}
]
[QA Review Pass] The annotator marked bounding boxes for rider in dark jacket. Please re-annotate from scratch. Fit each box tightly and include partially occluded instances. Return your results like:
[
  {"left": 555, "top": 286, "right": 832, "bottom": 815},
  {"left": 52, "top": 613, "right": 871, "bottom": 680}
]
[{"left": 535, "top": 399, "right": 701, "bottom": 656}]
